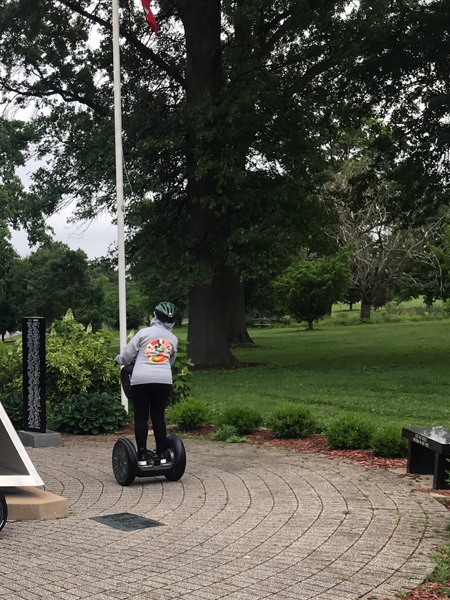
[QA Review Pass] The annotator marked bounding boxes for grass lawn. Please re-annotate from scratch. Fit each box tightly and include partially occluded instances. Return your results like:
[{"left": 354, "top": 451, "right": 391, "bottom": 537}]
[{"left": 190, "top": 319, "right": 450, "bottom": 430}]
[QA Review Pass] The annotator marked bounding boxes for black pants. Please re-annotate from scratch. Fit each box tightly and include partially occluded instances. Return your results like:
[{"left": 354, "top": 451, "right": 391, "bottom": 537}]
[{"left": 132, "top": 383, "right": 171, "bottom": 454}]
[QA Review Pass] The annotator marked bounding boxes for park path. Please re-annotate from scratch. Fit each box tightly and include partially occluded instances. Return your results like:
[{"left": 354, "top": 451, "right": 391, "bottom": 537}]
[{"left": 0, "top": 438, "right": 447, "bottom": 600}]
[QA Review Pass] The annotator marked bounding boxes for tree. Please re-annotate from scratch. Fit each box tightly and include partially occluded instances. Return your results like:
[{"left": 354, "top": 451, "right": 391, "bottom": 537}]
[
  {"left": 395, "top": 226, "right": 450, "bottom": 307},
  {"left": 276, "top": 250, "right": 350, "bottom": 330},
  {"left": 0, "top": 118, "right": 49, "bottom": 244},
  {"left": 321, "top": 119, "right": 450, "bottom": 319},
  {"left": 342, "top": 285, "right": 361, "bottom": 312},
  {"left": 21, "top": 241, "right": 104, "bottom": 326},
  {"left": 0, "top": 228, "right": 23, "bottom": 340},
  {"left": 1, "top": 1, "right": 449, "bottom": 363}
]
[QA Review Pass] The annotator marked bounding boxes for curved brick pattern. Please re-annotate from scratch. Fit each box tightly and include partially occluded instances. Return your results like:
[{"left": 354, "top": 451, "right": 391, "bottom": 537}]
[{"left": 0, "top": 439, "right": 447, "bottom": 600}]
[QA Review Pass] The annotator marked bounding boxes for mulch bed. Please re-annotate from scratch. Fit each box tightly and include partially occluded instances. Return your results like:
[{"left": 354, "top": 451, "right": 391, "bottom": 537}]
[
  {"left": 380, "top": 583, "right": 450, "bottom": 600},
  {"left": 185, "top": 426, "right": 408, "bottom": 471}
]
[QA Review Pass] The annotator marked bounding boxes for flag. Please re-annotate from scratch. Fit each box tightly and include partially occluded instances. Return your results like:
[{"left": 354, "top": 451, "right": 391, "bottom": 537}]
[{"left": 141, "top": 0, "right": 158, "bottom": 34}]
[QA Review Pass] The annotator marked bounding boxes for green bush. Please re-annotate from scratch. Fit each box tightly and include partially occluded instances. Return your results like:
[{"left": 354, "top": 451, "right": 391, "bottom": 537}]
[
  {"left": 167, "top": 397, "right": 209, "bottom": 431},
  {"left": 219, "top": 405, "right": 263, "bottom": 435},
  {"left": 210, "top": 425, "right": 248, "bottom": 443},
  {"left": 428, "top": 546, "right": 450, "bottom": 587},
  {"left": 1, "top": 390, "right": 23, "bottom": 429},
  {"left": 268, "top": 403, "right": 317, "bottom": 439},
  {"left": 46, "top": 310, "right": 119, "bottom": 402},
  {"left": 210, "top": 424, "right": 239, "bottom": 441},
  {"left": 170, "top": 340, "right": 193, "bottom": 405},
  {"left": 0, "top": 340, "right": 22, "bottom": 395},
  {"left": 53, "top": 392, "right": 130, "bottom": 435},
  {"left": 226, "top": 435, "right": 248, "bottom": 443},
  {"left": 370, "top": 426, "right": 408, "bottom": 457},
  {"left": 326, "top": 415, "right": 375, "bottom": 450}
]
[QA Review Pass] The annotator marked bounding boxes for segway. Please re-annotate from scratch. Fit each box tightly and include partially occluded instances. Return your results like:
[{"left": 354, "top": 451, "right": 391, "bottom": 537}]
[
  {"left": 112, "top": 366, "right": 186, "bottom": 486},
  {"left": 0, "top": 492, "right": 7, "bottom": 531}
]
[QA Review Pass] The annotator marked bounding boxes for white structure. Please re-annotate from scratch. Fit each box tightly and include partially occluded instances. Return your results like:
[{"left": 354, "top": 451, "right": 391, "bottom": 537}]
[{"left": 0, "top": 402, "right": 44, "bottom": 487}]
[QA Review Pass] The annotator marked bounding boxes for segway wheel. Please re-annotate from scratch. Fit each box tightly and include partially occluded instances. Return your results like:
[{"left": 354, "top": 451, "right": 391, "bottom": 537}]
[
  {"left": 0, "top": 492, "right": 7, "bottom": 532},
  {"left": 164, "top": 434, "right": 186, "bottom": 481},
  {"left": 112, "top": 438, "right": 138, "bottom": 486}
]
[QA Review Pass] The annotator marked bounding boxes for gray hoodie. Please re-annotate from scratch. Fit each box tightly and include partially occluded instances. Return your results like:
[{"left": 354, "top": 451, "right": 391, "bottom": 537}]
[{"left": 115, "top": 317, "right": 178, "bottom": 386}]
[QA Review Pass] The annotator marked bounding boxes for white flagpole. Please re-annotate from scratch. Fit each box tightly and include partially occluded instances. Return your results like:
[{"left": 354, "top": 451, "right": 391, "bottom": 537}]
[{"left": 112, "top": 0, "right": 128, "bottom": 412}]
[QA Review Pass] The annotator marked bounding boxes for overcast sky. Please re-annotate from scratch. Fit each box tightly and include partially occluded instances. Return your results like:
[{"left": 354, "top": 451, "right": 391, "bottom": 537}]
[
  {"left": 10, "top": 209, "right": 118, "bottom": 260},
  {"left": 10, "top": 161, "right": 119, "bottom": 260}
]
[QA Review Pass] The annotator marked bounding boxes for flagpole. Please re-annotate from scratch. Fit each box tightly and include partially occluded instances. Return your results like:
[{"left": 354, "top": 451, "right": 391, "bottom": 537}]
[{"left": 112, "top": 0, "right": 128, "bottom": 412}]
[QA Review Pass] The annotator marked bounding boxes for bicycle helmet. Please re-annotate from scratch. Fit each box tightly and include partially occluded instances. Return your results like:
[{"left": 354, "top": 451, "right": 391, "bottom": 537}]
[{"left": 154, "top": 301, "right": 178, "bottom": 323}]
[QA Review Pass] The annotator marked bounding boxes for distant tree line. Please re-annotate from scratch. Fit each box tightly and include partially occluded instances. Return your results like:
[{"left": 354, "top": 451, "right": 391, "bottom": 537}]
[{"left": 0, "top": 240, "right": 153, "bottom": 340}]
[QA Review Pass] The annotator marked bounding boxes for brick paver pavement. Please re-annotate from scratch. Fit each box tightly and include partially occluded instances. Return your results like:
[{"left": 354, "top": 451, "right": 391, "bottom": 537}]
[{"left": 0, "top": 438, "right": 447, "bottom": 600}]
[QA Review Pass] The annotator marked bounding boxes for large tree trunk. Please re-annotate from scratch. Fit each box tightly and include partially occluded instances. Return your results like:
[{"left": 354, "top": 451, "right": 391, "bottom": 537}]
[
  {"left": 187, "top": 268, "right": 239, "bottom": 367},
  {"left": 222, "top": 266, "right": 253, "bottom": 346},
  {"left": 360, "top": 298, "right": 371, "bottom": 320},
  {"left": 180, "top": 1, "right": 238, "bottom": 367}
]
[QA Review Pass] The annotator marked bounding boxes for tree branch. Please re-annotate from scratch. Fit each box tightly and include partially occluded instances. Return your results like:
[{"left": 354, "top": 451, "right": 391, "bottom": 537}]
[{"left": 56, "top": 0, "right": 186, "bottom": 89}]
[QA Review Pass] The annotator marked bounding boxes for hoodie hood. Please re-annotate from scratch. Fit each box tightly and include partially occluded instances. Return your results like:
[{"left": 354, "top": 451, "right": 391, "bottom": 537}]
[{"left": 150, "top": 316, "right": 175, "bottom": 331}]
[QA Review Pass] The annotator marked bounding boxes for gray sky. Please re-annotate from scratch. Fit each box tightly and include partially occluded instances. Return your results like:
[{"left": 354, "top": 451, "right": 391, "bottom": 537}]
[
  {"left": 11, "top": 161, "right": 118, "bottom": 260},
  {"left": 10, "top": 209, "right": 118, "bottom": 259}
]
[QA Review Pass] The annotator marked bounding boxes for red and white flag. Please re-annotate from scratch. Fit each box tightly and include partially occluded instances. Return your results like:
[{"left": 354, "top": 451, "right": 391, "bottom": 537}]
[{"left": 141, "top": 0, "right": 158, "bottom": 33}]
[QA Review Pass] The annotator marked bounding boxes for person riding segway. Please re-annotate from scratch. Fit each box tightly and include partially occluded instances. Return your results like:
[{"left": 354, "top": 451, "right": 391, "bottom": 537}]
[{"left": 112, "top": 302, "right": 186, "bottom": 485}]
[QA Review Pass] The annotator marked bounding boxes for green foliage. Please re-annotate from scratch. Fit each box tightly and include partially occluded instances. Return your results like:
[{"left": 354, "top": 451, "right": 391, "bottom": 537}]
[
  {"left": 332, "top": 304, "right": 448, "bottom": 326},
  {"left": 210, "top": 425, "right": 248, "bottom": 443},
  {"left": 219, "top": 404, "right": 263, "bottom": 435},
  {"left": 0, "top": 389, "right": 23, "bottom": 429},
  {"left": 428, "top": 546, "right": 450, "bottom": 588},
  {"left": 370, "top": 426, "right": 408, "bottom": 458},
  {"left": 226, "top": 435, "right": 248, "bottom": 443},
  {"left": 170, "top": 340, "right": 193, "bottom": 404},
  {"left": 22, "top": 241, "right": 96, "bottom": 326},
  {"left": 46, "top": 310, "right": 119, "bottom": 402},
  {"left": 276, "top": 250, "right": 350, "bottom": 329},
  {"left": 268, "top": 403, "right": 317, "bottom": 439},
  {"left": 53, "top": 392, "right": 130, "bottom": 435},
  {"left": 0, "top": 339, "right": 22, "bottom": 394},
  {"left": 0, "top": 236, "right": 22, "bottom": 340},
  {"left": 210, "top": 424, "right": 239, "bottom": 441},
  {"left": 167, "top": 397, "right": 209, "bottom": 431},
  {"left": 326, "top": 415, "right": 375, "bottom": 450}
]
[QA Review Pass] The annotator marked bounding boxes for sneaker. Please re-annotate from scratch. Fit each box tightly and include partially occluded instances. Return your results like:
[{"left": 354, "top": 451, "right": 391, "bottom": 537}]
[
  {"left": 137, "top": 450, "right": 147, "bottom": 466},
  {"left": 137, "top": 449, "right": 158, "bottom": 466}
]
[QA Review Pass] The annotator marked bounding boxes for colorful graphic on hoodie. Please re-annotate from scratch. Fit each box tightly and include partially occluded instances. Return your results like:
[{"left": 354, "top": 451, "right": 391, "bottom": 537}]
[{"left": 145, "top": 339, "right": 172, "bottom": 364}]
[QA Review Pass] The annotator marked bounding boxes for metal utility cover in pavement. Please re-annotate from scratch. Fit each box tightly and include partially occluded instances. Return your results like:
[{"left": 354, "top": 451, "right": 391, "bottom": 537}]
[{"left": 91, "top": 513, "right": 165, "bottom": 531}]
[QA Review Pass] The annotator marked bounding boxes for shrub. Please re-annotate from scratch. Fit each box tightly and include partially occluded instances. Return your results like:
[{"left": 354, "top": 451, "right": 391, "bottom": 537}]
[
  {"left": 170, "top": 340, "right": 193, "bottom": 405},
  {"left": 428, "top": 546, "right": 450, "bottom": 587},
  {"left": 268, "top": 403, "right": 317, "bottom": 439},
  {"left": 53, "top": 392, "right": 130, "bottom": 435},
  {"left": 0, "top": 340, "right": 22, "bottom": 395},
  {"left": 167, "top": 397, "right": 209, "bottom": 431},
  {"left": 1, "top": 390, "right": 23, "bottom": 429},
  {"left": 219, "top": 405, "right": 263, "bottom": 435},
  {"left": 370, "top": 426, "right": 408, "bottom": 457},
  {"left": 210, "top": 425, "right": 239, "bottom": 441},
  {"left": 326, "top": 415, "right": 375, "bottom": 450},
  {"left": 46, "top": 310, "right": 119, "bottom": 402}
]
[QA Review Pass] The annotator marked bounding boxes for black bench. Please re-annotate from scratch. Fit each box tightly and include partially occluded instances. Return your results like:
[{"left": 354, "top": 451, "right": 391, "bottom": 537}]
[
  {"left": 252, "top": 318, "right": 272, "bottom": 328},
  {"left": 402, "top": 426, "right": 450, "bottom": 489}
]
